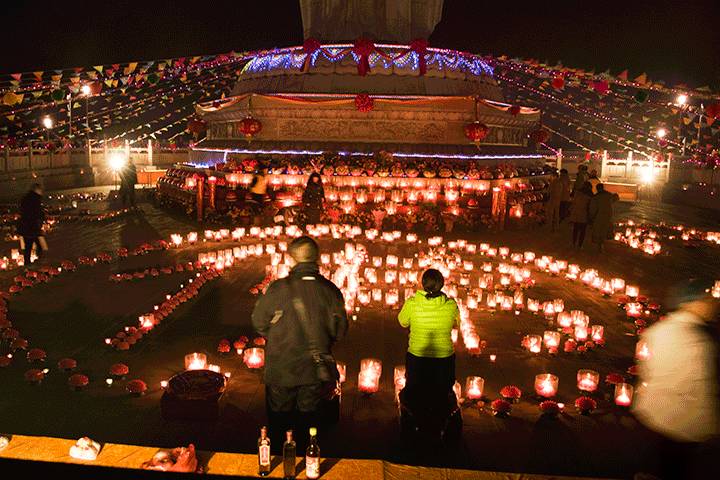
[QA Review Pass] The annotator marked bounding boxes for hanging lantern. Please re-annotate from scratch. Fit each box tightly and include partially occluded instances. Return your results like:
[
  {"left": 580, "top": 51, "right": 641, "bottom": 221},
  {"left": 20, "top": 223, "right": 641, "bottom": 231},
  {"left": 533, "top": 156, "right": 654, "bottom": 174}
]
[
  {"left": 550, "top": 76, "right": 565, "bottom": 90},
  {"left": 238, "top": 115, "right": 262, "bottom": 139},
  {"left": 465, "top": 121, "right": 489, "bottom": 145},
  {"left": 529, "top": 128, "right": 550, "bottom": 144},
  {"left": 508, "top": 105, "right": 521, "bottom": 116}
]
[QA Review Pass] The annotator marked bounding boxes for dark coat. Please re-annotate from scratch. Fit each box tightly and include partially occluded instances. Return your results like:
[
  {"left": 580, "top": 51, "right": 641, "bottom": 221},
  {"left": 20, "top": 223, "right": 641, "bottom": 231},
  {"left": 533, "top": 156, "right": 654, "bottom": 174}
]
[
  {"left": 302, "top": 180, "right": 325, "bottom": 209},
  {"left": 18, "top": 190, "right": 44, "bottom": 237},
  {"left": 120, "top": 163, "right": 137, "bottom": 189},
  {"left": 589, "top": 190, "right": 617, "bottom": 242},
  {"left": 251, "top": 262, "right": 347, "bottom": 387}
]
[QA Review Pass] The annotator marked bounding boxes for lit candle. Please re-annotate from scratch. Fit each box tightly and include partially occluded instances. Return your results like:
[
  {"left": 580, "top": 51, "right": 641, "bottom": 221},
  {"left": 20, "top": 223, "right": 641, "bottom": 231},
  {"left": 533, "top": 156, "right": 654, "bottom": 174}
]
[
  {"left": 184, "top": 352, "right": 207, "bottom": 371},
  {"left": 543, "top": 330, "right": 561, "bottom": 349},
  {"left": 359, "top": 358, "right": 382, "bottom": 394},
  {"left": 160, "top": 380, "right": 168, "bottom": 389},
  {"left": 574, "top": 325, "right": 589, "bottom": 341},
  {"left": 465, "top": 376, "right": 484, "bottom": 400},
  {"left": 336, "top": 362, "right": 347, "bottom": 383},
  {"left": 591, "top": 325, "right": 604, "bottom": 343},
  {"left": 243, "top": 348, "right": 265, "bottom": 369},
  {"left": 625, "top": 302, "right": 643, "bottom": 318},
  {"left": 626, "top": 285, "right": 639, "bottom": 298},
  {"left": 635, "top": 340, "right": 651, "bottom": 361},
  {"left": 525, "top": 335, "right": 542, "bottom": 353},
  {"left": 557, "top": 311, "right": 572, "bottom": 328},
  {"left": 393, "top": 365, "right": 406, "bottom": 390},
  {"left": 614, "top": 382, "right": 634, "bottom": 406},
  {"left": 576, "top": 369, "right": 599, "bottom": 392},
  {"left": 534, "top": 373, "right": 559, "bottom": 398},
  {"left": 611, "top": 278, "right": 626, "bottom": 292}
]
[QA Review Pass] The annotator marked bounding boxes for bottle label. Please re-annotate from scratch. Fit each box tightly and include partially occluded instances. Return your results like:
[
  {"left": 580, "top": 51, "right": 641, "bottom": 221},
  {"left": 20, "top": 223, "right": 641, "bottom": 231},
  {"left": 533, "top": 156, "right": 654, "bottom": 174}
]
[
  {"left": 306, "top": 456, "right": 320, "bottom": 478},
  {"left": 259, "top": 445, "right": 270, "bottom": 465}
]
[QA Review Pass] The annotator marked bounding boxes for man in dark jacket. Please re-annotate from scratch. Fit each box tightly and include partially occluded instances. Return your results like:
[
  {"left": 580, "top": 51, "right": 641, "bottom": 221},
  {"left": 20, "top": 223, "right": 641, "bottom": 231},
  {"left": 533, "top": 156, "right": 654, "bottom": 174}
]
[
  {"left": 251, "top": 236, "right": 347, "bottom": 440},
  {"left": 18, "top": 183, "right": 45, "bottom": 266},
  {"left": 119, "top": 159, "right": 138, "bottom": 208}
]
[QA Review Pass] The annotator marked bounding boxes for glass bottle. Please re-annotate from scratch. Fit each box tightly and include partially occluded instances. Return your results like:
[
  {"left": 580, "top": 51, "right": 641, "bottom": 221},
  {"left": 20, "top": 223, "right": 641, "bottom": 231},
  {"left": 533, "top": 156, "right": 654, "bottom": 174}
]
[
  {"left": 257, "top": 426, "right": 271, "bottom": 476},
  {"left": 305, "top": 427, "right": 320, "bottom": 479},
  {"left": 283, "top": 429, "right": 296, "bottom": 479}
]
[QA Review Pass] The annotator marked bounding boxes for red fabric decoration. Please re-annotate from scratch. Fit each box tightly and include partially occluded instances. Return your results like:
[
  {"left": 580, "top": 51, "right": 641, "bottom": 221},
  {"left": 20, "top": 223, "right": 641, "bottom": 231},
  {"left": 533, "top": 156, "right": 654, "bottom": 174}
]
[
  {"left": 253, "top": 337, "right": 266, "bottom": 346},
  {"left": 409, "top": 38, "right": 429, "bottom": 75},
  {"left": 355, "top": 93, "right": 374, "bottom": 112},
  {"left": 352, "top": 38, "right": 375, "bottom": 76},
  {"left": 464, "top": 121, "right": 490, "bottom": 144},
  {"left": 529, "top": 128, "right": 550, "bottom": 144},
  {"left": 110, "top": 363, "right": 129, "bottom": 377},
  {"left": 58, "top": 358, "right": 77, "bottom": 371},
  {"left": 303, "top": 37, "right": 322, "bottom": 55},
  {"left": 592, "top": 80, "right": 610, "bottom": 95},
  {"left": 68, "top": 374, "right": 89, "bottom": 389},
  {"left": 705, "top": 102, "right": 720, "bottom": 122},
  {"left": 127, "top": 379, "right": 148, "bottom": 395},
  {"left": 239, "top": 115, "right": 262, "bottom": 139},
  {"left": 218, "top": 340, "right": 231, "bottom": 353},
  {"left": 551, "top": 76, "right": 565, "bottom": 90},
  {"left": 508, "top": 105, "right": 521, "bottom": 116}
]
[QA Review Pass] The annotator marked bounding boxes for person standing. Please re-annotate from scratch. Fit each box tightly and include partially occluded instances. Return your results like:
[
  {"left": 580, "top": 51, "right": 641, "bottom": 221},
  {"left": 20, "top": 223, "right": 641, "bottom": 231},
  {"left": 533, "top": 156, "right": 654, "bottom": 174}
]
[
  {"left": 301, "top": 172, "right": 325, "bottom": 226},
  {"left": 588, "top": 183, "right": 617, "bottom": 252},
  {"left": 252, "top": 237, "right": 348, "bottom": 445},
  {"left": 572, "top": 164, "right": 589, "bottom": 195},
  {"left": 568, "top": 182, "right": 592, "bottom": 249},
  {"left": 398, "top": 269, "right": 460, "bottom": 405},
  {"left": 633, "top": 281, "right": 720, "bottom": 479},
  {"left": 558, "top": 168, "right": 572, "bottom": 220},
  {"left": 546, "top": 172, "right": 562, "bottom": 232},
  {"left": 18, "top": 183, "right": 46, "bottom": 266},
  {"left": 588, "top": 169, "right": 601, "bottom": 194},
  {"left": 249, "top": 168, "right": 268, "bottom": 223},
  {"left": 119, "top": 159, "right": 138, "bottom": 208}
]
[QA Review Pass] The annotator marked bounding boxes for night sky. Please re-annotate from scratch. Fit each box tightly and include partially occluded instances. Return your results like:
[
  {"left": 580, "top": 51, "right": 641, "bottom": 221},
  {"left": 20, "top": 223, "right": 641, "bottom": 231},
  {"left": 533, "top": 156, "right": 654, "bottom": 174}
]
[{"left": 3, "top": 0, "right": 719, "bottom": 89}]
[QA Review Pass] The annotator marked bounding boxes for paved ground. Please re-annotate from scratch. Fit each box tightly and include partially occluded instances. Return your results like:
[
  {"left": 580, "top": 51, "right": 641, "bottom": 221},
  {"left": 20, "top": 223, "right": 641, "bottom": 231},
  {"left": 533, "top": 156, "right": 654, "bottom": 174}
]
[{"left": 0, "top": 193, "right": 719, "bottom": 479}]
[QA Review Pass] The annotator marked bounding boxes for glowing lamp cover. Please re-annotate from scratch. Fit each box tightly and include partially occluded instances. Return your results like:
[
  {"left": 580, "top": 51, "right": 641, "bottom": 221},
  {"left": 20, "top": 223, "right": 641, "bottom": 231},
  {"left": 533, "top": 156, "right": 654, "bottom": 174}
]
[
  {"left": 127, "top": 379, "right": 148, "bottom": 395},
  {"left": 68, "top": 374, "right": 90, "bottom": 390},
  {"left": 465, "top": 376, "right": 484, "bottom": 400},
  {"left": 244, "top": 348, "right": 265, "bottom": 369},
  {"left": 500, "top": 385, "right": 522, "bottom": 402},
  {"left": 576, "top": 369, "right": 600, "bottom": 392},
  {"left": 184, "top": 352, "right": 208, "bottom": 371},
  {"left": 534, "top": 373, "right": 559, "bottom": 398},
  {"left": 614, "top": 383, "right": 634, "bottom": 406},
  {"left": 110, "top": 363, "right": 129, "bottom": 377}
]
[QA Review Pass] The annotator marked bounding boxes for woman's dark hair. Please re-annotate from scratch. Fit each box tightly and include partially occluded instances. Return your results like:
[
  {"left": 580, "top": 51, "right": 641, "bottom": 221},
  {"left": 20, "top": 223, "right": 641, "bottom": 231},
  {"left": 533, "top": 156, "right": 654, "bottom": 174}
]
[
  {"left": 422, "top": 269, "right": 445, "bottom": 298},
  {"left": 307, "top": 172, "right": 322, "bottom": 186}
]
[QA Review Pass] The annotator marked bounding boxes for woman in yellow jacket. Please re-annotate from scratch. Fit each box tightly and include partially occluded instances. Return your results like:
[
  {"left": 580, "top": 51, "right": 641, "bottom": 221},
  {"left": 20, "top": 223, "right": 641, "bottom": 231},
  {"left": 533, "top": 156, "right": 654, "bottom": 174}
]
[{"left": 398, "top": 269, "right": 460, "bottom": 396}]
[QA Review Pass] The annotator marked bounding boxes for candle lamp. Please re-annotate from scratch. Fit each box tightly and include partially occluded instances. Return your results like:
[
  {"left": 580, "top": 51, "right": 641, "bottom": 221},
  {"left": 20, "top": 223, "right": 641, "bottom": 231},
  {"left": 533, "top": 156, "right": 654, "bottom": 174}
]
[
  {"left": 406, "top": 233, "right": 418, "bottom": 243},
  {"left": 552, "top": 299, "right": 565, "bottom": 313},
  {"left": 467, "top": 296, "right": 478, "bottom": 310},
  {"left": 577, "top": 369, "right": 599, "bottom": 392},
  {"left": 611, "top": 278, "right": 626, "bottom": 292},
  {"left": 486, "top": 294, "right": 497, "bottom": 309},
  {"left": 244, "top": 348, "right": 265, "bottom": 369},
  {"left": 543, "top": 330, "right": 561, "bottom": 349},
  {"left": 571, "top": 310, "right": 589, "bottom": 327},
  {"left": 372, "top": 288, "right": 382, "bottom": 302},
  {"left": 625, "top": 302, "right": 643, "bottom": 318},
  {"left": 453, "top": 381, "right": 462, "bottom": 402},
  {"left": 635, "top": 340, "right": 651, "bottom": 361},
  {"left": 527, "top": 298, "right": 540, "bottom": 313},
  {"left": 500, "top": 296, "right": 513, "bottom": 311},
  {"left": 626, "top": 285, "right": 640, "bottom": 298},
  {"left": 523, "top": 251, "right": 536, "bottom": 263},
  {"left": 556, "top": 311, "right": 572, "bottom": 328},
  {"left": 393, "top": 365, "right": 406, "bottom": 390},
  {"left": 614, "top": 383, "right": 634, "bottom": 406},
  {"left": 574, "top": 325, "right": 589, "bottom": 341},
  {"left": 591, "top": 325, "right": 604, "bottom": 343},
  {"left": 385, "top": 289, "right": 399, "bottom": 306},
  {"left": 499, "top": 247, "right": 510, "bottom": 258},
  {"left": 487, "top": 248, "right": 497, "bottom": 257},
  {"left": 385, "top": 270, "right": 397, "bottom": 284},
  {"left": 465, "top": 376, "right": 484, "bottom": 400},
  {"left": 184, "top": 353, "right": 208, "bottom": 371},
  {"left": 542, "top": 302, "right": 556, "bottom": 318},
  {"left": 372, "top": 256, "right": 383, "bottom": 267},
  {"left": 403, "top": 258, "right": 414, "bottom": 269},
  {"left": 359, "top": 358, "right": 382, "bottom": 394},
  {"left": 525, "top": 334, "right": 542, "bottom": 353},
  {"left": 535, "top": 373, "right": 559, "bottom": 398}
]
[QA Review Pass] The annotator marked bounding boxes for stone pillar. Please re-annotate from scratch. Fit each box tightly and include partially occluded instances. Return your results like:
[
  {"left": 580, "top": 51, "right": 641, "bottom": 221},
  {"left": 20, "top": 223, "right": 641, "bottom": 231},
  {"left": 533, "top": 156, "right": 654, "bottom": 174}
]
[
  {"left": 491, "top": 186, "right": 507, "bottom": 231},
  {"left": 147, "top": 140, "right": 153, "bottom": 166},
  {"left": 600, "top": 150, "right": 608, "bottom": 179},
  {"left": 556, "top": 148, "right": 563, "bottom": 171}
]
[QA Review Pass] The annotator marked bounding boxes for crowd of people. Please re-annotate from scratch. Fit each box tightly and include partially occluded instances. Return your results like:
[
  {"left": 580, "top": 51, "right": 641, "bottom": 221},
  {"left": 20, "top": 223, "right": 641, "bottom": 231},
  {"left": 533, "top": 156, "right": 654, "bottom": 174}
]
[{"left": 546, "top": 165, "right": 619, "bottom": 252}]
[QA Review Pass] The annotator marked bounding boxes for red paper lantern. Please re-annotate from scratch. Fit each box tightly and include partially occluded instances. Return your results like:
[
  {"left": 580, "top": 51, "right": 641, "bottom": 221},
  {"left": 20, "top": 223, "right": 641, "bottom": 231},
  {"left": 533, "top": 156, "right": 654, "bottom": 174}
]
[
  {"left": 68, "top": 374, "right": 89, "bottom": 389},
  {"left": 706, "top": 103, "right": 720, "bottom": 121},
  {"left": 499, "top": 385, "right": 522, "bottom": 401},
  {"left": 127, "top": 379, "right": 148, "bottom": 395},
  {"left": 58, "top": 358, "right": 77, "bottom": 371},
  {"left": 491, "top": 398, "right": 512, "bottom": 416},
  {"left": 27, "top": 348, "right": 46, "bottom": 362},
  {"left": 464, "top": 121, "right": 489, "bottom": 144},
  {"left": 529, "top": 128, "right": 550, "bottom": 144},
  {"left": 110, "top": 363, "right": 129, "bottom": 377},
  {"left": 508, "top": 105, "right": 521, "bottom": 116},
  {"left": 551, "top": 76, "right": 565, "bottom": 90},
  {"left": 238, "top": 115, "right": 262, "bottom": 139}
]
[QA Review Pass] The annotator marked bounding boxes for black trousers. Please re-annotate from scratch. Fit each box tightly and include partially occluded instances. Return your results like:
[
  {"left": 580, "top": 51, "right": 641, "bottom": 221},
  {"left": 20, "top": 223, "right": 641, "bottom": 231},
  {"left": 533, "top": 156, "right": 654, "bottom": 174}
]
[
  {"left": 120, "top": 186, "right": 136, "bottom": 208},
  {"left": 572, "top": 222, "right": 587, "bottom": 247},
  {"left": 265, "top": 384, "right": 323, "bottom": 449},
  {"left": 22, "top": 236, "right": 43, "bottom": 265},
  {"left": 404, "top": 352, "right": 455, "bottom": 395}
]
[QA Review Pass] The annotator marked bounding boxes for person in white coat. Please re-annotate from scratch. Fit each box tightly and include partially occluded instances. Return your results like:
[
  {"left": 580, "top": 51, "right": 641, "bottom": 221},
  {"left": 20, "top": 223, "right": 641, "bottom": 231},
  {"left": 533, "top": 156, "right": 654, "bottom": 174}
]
[{"left": 633, "top": 280, "right": 720, "bottom": 479}]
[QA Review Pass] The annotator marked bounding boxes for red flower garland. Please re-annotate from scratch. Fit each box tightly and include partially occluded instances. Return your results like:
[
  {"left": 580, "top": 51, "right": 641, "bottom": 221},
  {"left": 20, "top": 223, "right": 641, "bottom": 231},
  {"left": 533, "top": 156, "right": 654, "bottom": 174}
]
[
  {"left": 303, "top": 37, "right": 321, "bottom": 55},
  {"left": 539, "top": 400, "right": 561, "bottom": 416},
  {"left": 68, "top": 374, "right": 89, "bottom": 389},
  {"left": 491, "top": 399, "right": 512, "bottom": 416},
  {"left": 500, "top": 385, "right": 522, "bottom": 401},
  {"left": 110, "top": 363, "right": 129, "bottom": 377},
  {"left": 574, "top": 396, "right": 597, "bottom": 414},
  {"left": 58, "top": 358, "right": 77, "bottom": 371}
]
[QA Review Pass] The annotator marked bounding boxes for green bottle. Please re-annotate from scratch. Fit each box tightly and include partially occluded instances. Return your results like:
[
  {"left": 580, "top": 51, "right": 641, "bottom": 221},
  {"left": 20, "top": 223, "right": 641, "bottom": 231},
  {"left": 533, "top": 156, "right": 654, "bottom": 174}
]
[{"left": 283, "top": 429, "right": 296, "bottom": 479}]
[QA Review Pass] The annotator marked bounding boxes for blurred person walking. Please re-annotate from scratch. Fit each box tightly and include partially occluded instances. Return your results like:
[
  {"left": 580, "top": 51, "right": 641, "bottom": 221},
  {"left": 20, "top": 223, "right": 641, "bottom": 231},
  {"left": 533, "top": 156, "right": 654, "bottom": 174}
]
[
  {"left": 588, "top": 183, "right": 617, "bottom": 252},
  {"left": 569, "top": 182, "right": 593, "bottom": 249},
  {"left": 17, "top": 183, "right": 46, "bottom": 266},
  {"left": 559, "top": 168, "right": 572, "bottom": 221},
  {"left": 633, "top": 280, "right": 720, "bottom": 479},
  {"left": 546, "top": 171, "right": 562, "bottom": 232},
  {"left": 119, "top": 159, "right": 138, "bottom": 208}
]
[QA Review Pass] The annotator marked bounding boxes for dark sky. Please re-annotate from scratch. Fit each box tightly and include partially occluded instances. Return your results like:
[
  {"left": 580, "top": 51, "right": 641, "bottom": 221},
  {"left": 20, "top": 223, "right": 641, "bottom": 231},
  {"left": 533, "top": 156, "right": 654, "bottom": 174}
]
[{"left": 3, "top": 0, "right": 719, "bottom": 89}]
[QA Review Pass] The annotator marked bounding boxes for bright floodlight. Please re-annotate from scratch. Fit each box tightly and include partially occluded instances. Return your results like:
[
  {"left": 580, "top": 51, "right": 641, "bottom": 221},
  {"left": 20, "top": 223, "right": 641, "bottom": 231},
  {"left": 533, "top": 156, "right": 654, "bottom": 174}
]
[
  {"left": 656, "top": 128, "right": 667, "bottom": 139},
  {"left": 675, "top": 94, "right": 688, "bottom": 106},
  {"left": 109, "top": 152, "right": 127, "bottom": 172},
  {"left": 81, "top": 84, "right": 92, "bottom": 96},
  {"left": 42, "top": 116, "right": 53, "bottom": 129},
  {"left": 640, "top": 166, "right": 655, "bottom": 185}
]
